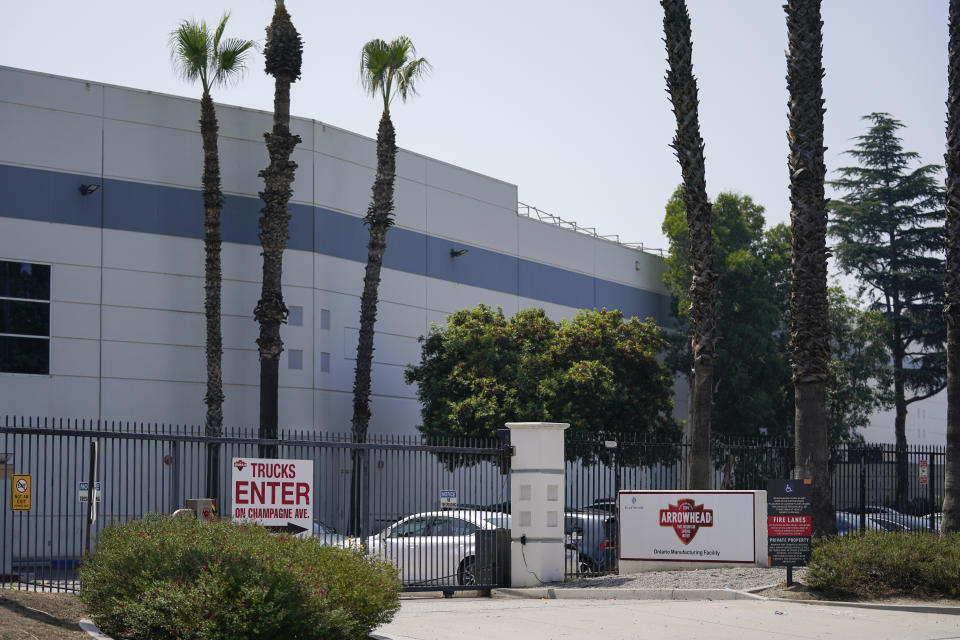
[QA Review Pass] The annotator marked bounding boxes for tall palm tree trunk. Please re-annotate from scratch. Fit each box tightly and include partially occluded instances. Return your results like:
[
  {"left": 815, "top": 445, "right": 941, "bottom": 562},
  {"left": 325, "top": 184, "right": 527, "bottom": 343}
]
[
  {"left": 349, "top": 112, "right": 396, "bottom": 535},
  {"left": 200, "top": 91, "right": 225, "bottom": 502},
  {"left": 786, "top": 0, "right": 834, "bottom": 536},
  {"left": 255, "top": 1, "right": 301, "bottom": 457},
  {"left": 662, "top": 0, "right": 717, "bottom": 489},
  {"left": 943, "top": 0, "right": 960, "bottom": 535}
]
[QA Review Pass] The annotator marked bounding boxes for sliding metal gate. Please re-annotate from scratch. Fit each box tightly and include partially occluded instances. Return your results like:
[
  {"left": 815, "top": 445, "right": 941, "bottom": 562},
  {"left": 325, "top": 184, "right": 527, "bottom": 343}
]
[{"left": 0, "top": 417, "right": 511, "bottom": 593}]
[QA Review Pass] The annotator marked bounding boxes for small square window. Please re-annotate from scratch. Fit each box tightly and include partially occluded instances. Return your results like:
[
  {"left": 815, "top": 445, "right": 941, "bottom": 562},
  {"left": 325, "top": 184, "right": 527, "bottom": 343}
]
[
  {"left": 320, "top": 309, "right": 330, "bottom": 330},
  {"left": 288, "top": 305, "right": 303, "bottom": 327},
  {"left": 320, "top": 351, "right": 330, "bottom": 373},
  {"left": 288, "top": 349, "right": 303, "bottom": 370}
]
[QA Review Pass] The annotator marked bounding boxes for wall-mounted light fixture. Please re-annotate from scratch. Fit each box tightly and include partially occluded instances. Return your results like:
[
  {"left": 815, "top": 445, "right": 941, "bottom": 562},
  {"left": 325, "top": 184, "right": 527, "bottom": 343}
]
[
  {"left": 450, "top": 248, "right": 468, "bottom": 257},
  {"left": 79, "top": 184, "right": 100, "bottom": 196}
]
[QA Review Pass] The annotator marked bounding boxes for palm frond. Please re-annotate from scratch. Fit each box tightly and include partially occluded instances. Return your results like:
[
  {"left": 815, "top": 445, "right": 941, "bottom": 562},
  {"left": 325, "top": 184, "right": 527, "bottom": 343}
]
[
  {"left": 360, "top": 39, "right": 391, "bottom": 96},
  {"left": 170, "top": 19, "right": 210, "bottom": 90},
  {"left": 212, "top": 12, "right": 230, "bottom": 54},
  {"left": 214, "top": 37, "right": 255, "bottom": 86},
  {"left": 397, "top": 57, "right": 431, "bottom": 103}
]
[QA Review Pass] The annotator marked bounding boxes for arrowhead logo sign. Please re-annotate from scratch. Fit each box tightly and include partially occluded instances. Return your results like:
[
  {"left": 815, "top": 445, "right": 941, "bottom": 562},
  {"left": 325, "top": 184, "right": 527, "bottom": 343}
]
[
  {"left": 233, "top": 459, "right": 247, "bottom": 472},
  {"left": 659, "top": 498, "right": 714, "bottom": 545}
]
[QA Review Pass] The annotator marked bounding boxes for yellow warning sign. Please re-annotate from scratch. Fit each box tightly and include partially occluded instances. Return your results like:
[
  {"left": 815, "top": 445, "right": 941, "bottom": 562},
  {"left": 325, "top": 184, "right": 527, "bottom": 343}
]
[{"left": 12, "top": 474, "right": 30, "bottom": 511}]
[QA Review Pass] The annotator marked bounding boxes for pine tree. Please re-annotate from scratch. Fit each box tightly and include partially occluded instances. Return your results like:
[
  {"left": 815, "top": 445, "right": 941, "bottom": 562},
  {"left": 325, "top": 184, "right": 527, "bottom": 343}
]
[{"left": 831, "top": 112, "right": 946, "bottom": 510}]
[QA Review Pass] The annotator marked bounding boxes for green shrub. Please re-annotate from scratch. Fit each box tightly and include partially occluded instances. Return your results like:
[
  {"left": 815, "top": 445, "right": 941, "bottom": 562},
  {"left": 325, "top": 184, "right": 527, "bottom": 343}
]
[
  {"left": 79, "top": 515, "right": 400, "bottom": 640},
  {"left": 806, "top": 531, "right": 960, "bottom": 599}
]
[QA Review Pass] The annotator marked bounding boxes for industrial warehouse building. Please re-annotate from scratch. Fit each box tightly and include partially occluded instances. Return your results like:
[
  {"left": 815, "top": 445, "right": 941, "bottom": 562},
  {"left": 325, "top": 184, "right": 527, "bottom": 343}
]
[{"left": 0, "top": 65, "right": 674, "bottom": 435}]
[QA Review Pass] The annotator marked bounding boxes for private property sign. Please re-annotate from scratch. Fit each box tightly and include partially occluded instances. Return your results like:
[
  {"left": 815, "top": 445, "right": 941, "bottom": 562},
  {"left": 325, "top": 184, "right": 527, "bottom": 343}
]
[
  {"left": 619, "top": 491, "right": 760, "bottom": 565},
  {"left": 232, "top": 458, "right": 313, "bottom": 535}
]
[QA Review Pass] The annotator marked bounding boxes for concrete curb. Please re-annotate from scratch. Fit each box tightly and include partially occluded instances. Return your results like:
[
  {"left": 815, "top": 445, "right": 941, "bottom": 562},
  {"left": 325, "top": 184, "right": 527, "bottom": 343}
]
[
  {"left": 492, "top": 586, "right": 960, "bottom": 614},
  {"left": 491, "top": 587, "right": 763, "bottom": 601},
  {"left": 747, "top": 595, "right": 960, "bottom": 615},
  {"left": 744, "top": 584, "right": 960, "bottom": 615},
  {"left": 79, "top": 618, "right": 113, "bottom": 639}
]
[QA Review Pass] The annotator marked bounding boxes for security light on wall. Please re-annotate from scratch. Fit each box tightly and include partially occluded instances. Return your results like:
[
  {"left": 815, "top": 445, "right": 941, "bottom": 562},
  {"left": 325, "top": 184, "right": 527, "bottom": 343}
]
[
  {"left": 450, "top": 248, "right": 468, "bottom": 257},
  {"left": 79, "top": 184, "right": 100, "bottom": 196}
]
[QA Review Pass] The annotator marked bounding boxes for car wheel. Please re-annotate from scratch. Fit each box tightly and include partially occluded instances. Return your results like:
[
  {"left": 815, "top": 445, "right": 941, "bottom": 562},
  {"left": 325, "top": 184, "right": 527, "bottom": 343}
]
[{"left": 458, "top": 556, "right": 477, "bottom": 586}]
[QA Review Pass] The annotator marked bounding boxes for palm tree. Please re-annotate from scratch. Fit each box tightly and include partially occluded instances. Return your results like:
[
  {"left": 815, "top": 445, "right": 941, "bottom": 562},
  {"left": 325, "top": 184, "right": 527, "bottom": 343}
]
[
  {"left": 785, "top": 0, "right": 834, "bottom": 535},
  {"left": 661, "top": 0, "right": 717, "bottom": 489},
  {"left": 349, "top": 37, "right": 429, "bottom": 533},
  {"left": 169, "top": 13, "right": 253, "bottom": 504},
  {"left": 254, "top": 0, "right": 302, "bottom": 458},
  {"left": 943, "top": 0, "right": 960, "bottom": 534}
]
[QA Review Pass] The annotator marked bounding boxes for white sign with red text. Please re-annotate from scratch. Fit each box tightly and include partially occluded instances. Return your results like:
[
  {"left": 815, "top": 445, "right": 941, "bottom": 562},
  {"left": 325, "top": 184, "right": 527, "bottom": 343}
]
[
  {"left": 231, "top": 457, "right": 313, "bottom": 536},
  {"left": 620, "top": 490, "right": 759, "bottom": 565}
]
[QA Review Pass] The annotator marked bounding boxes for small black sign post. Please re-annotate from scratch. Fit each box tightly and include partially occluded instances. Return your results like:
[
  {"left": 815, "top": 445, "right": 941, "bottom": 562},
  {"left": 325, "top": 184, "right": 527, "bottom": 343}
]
[{"left": 767, "top": 479, "right": 812, "bottom": 586}]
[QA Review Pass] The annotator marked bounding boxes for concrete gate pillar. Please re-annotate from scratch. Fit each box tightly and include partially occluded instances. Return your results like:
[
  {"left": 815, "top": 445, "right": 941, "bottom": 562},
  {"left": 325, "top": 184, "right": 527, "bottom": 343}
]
[{"left": 507, "top": 422, "right": 568, "bottom": 587}]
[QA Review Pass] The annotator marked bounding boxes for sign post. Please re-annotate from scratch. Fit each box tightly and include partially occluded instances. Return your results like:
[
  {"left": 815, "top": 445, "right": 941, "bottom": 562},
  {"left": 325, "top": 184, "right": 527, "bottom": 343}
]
[
  {"left": 766, "top": 479, "right": 812, "bottom": 586},
  {"left": 85, "top": 441, "right": 99, "bottom": 555},
  {"left": 231, "top": 458, "right": 313, "bottom": 536}
]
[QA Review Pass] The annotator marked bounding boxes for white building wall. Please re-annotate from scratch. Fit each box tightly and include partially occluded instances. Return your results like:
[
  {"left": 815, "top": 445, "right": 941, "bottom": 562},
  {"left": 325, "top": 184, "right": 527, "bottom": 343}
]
[{"left": 0, "top": 66, "right": 673, "bottom": 437}]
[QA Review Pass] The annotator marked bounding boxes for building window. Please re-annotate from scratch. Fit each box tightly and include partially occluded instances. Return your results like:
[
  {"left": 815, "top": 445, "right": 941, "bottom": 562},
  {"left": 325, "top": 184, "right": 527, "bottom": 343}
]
[
  {"left": 320, "top": 352, "right": 330, "bottom": 373},
  {"left": 0, "top": 261, "right": 50, "bottom": 375},
  {"left": 288, "top": 305, "right": 303, "bottom": 327},
  {"left": 288, "top": 349, "right": 303, "bottom": 370},
  {"left": 320, "top": 309, "right": 330, "bottom": 330}
]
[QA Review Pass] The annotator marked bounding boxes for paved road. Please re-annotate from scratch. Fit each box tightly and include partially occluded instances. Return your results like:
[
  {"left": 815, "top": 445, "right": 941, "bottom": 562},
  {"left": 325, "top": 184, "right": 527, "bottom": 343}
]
[{"left": 374, "top": 597, "right": 960, "bottom": 640}]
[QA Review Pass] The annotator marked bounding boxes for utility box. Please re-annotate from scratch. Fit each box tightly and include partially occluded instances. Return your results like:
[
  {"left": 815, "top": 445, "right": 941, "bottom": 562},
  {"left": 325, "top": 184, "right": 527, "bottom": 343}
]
[
  {"left": 475, "top": 528, "right": 511, "bottom": 586},
  {"left": 185, "top": 498, "right": 215, "bottom": 520}
]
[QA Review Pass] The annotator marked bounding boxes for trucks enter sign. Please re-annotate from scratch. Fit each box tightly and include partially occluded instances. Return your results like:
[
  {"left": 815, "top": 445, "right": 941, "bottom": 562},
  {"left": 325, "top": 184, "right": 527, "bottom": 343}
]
[{"left": 232, "top": 458, "right": 313, "bottom": 536}]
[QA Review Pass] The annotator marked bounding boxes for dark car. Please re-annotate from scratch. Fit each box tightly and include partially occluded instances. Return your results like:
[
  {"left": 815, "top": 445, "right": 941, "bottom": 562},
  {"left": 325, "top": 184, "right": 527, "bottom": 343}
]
[
  {"left": 838, "top": 506, "right": 929, "bottom": 531},
  {"left": 835, "top": 511, "right": 910, "bottom": 536},
  {"left": 565, "top": 510, "right": 617, "bottom": 574}
]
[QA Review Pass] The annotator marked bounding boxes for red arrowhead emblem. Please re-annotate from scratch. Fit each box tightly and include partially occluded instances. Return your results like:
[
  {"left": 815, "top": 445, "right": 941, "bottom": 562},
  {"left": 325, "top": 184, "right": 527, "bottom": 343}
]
[
  {"left": 233, "top": 459, "right": 247, "bottom": 472},
  {"left": 659, "top": 498, "right": 713, "bottom": 545}
]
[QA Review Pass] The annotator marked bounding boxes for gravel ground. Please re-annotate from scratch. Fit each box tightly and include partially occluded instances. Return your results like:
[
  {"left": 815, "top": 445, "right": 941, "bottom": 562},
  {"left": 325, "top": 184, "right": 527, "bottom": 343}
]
[{"left": 561, "top": 567, "right": 807, "bottom": 591}]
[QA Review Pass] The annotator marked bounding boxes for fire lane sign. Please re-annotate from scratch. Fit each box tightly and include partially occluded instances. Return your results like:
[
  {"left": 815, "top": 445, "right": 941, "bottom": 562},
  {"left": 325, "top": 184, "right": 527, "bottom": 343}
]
[
  {"left": 767, "top": 479, "right": 812, "bottom": 567},
  {"left": 232, "top": 458, "right": 313, "bottom": 536},
  {"left": 12, "top": 474, "right": 30, "bottom": 511}
]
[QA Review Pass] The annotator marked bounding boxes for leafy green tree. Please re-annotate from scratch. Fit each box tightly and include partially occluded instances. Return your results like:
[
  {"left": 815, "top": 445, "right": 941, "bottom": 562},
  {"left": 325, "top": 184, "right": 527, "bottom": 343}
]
[
  {"left": 786, "top": 0, "right": 833, "bottom": 536},
  {"left": 404, "top": 306, "right": 681, "bottom": 466},
  {"left": 664, "top": 192, "right": 893, "bottom": 448},
  {"left": 169, "top": 13, "right": 254, "bottom": 502},
  {"left": 663, "top": 189, "right": 792, "bottom": 440},
  {"left": 827, "top": 286, "right": 894, "bottom": 444},
  {"left": 254, "top": 0, "right": 302, "bottom": 457},
  {"left": 830, "top": 112, "right": 946, "bottom": 509},
  {"left": 945, "top": 0, "right": 960, "bottom": 535},
  {"left": 662, "top": 0, "right": 718, "bottom": 489}
]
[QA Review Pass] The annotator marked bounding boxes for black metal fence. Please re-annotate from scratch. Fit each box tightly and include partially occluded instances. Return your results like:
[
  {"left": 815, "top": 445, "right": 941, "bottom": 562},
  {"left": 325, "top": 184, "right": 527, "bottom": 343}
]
[
  {"left": 0, "top": 417, "right": 510, "bottom": 593},
  {"left": 563, "top": 437, "right": 947, "bottom": 578}
]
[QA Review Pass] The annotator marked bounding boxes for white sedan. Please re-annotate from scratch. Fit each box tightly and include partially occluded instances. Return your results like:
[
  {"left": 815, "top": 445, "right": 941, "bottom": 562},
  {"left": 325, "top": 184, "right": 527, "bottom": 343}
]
[{"left": 366, "top": 510, "right": 509, "bottom": 586}]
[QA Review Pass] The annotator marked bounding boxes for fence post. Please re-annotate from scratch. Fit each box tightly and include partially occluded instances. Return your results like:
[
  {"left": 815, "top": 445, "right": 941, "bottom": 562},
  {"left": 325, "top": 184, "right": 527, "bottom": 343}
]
[
  {"left": 507, "top": 422, "right": 568, "bottom": 588},
  {"left": 858, "top": 450, "right": 866, "bottom": 535},
  {"left": 929, "top": 453, "right": 936, "bottom": 532},
  {"left": 84, "top": 440, "right": 98, "bottom": 555}
]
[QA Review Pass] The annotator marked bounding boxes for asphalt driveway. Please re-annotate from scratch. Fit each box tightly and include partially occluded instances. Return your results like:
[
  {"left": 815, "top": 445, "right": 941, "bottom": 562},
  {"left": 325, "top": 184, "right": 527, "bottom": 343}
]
[{"left": 374, "top": 597, "right": 960, "bottom": 640}]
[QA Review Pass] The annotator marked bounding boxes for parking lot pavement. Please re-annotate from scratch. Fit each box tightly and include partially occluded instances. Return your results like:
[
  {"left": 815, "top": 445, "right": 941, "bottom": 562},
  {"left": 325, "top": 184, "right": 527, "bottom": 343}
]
[{"left": 373, "top": 597, "right": 960, "bottom": 640}]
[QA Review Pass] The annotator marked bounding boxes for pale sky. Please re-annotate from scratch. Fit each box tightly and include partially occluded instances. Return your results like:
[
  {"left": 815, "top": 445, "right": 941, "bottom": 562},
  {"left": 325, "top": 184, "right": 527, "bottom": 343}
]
[{"left": 0, "top": 0, "right": 948, "bottom": 254}]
